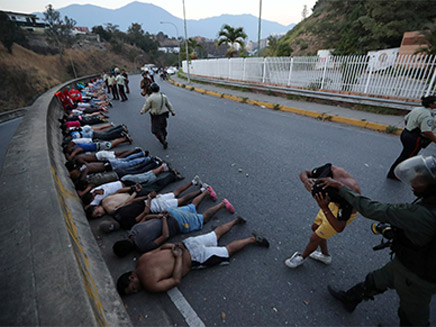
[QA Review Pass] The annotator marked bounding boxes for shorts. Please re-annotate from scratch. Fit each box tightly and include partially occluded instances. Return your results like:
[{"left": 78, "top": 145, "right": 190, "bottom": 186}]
[
  {"left": 314, "top": 203, "right": 358, "bottom": 239},
  {"left": 167, "top": 204, "right": 203, "bottom": 233},
  {"left": 149, "top": 193, "right": 178, "bottom": 212},
  {"left": 95, "top": 150, "right": 116, "bottom": 161},
  {"left": 97, "top": 141, "right": 112, "bottom": 150},
  {"left": 183, "top": 231, "right": 230, "bottom": 269}
]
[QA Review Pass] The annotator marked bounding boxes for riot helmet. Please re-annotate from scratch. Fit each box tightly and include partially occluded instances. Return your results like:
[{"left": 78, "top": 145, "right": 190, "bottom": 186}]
[
  {"left": 150, "top": 83, "right": 160, "bottom": 93},
  {"left": 394, "top": 155, "right": 436, "bottom": 188}
]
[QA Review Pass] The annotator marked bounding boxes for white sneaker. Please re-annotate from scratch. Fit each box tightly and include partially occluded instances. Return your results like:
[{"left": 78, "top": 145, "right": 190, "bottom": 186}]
[
  {"left": 309, "top": 251, "right": 332, "bottom": 265},
  {"left": 284, "top": 252, "right": 306, "bottom": 268},
  {"left": 192, "top": 175, "right": 203, "bottom": 186},
  {"left": 162, "top": 163, "right": 169, "bottom": 172}
]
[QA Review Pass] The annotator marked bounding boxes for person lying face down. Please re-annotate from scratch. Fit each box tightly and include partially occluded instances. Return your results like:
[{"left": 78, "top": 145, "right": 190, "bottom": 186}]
[
  {"left": 116, "top": 217, "right": 269, "bottom": 294},
  {"left": 112, "top": 187, "right": 234, "bottom": 256}
]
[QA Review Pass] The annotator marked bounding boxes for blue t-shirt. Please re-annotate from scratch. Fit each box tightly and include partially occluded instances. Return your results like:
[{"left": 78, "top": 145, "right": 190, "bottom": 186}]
[{"left": 74, "top": 143, "right": 97, "bottom": 152}]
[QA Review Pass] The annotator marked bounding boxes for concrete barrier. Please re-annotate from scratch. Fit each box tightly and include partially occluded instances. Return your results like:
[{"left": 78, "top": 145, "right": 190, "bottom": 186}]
[{"left": 0, "top": 76, "right": 131, "bottom": 326}]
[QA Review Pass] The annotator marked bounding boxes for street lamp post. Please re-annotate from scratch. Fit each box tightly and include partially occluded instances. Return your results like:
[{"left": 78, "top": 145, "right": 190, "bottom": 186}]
[
  {"left": 258, "top": 0, "right": 262, "bottom": 56},
  {"left": 182, "top": 0, "right": 191, "bottom": 84},
  {"left": 160, "top": 21, "right": 181, "bottom": 69}
]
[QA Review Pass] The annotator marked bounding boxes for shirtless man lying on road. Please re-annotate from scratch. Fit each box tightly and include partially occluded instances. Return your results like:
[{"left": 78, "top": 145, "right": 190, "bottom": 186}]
[{"left": 116, "top": 219, "right": 269, "bottom": 294}]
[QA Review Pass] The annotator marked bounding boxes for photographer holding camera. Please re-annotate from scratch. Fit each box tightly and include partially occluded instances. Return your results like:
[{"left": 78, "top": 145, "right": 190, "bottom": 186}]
[
  {"left": 285, "top": 163, "right": 361, "bottom": 268},
  {"left": 322, "top": 155, "right": 436, "bottom": 326}
]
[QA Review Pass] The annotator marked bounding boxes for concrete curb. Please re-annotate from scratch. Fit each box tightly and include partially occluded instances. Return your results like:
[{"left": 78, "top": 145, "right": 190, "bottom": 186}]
[
  {"left": 168, "top": 78, "right": 403, "bottom": 136},
  {"left": 0, "top": 75, "right": 131, "bottom": 326}
]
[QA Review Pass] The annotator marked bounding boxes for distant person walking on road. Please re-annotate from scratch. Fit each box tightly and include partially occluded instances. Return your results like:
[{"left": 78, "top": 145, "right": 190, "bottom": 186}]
[
  {"left": 285, "top": 163, "right": 361, "bottom": 268},
  {"left": 140, "top": 83, "right": 175, "bottom": 149},
  {"left": 140, "top": 71, "right": 152, "bottom": 97},
  {"left": 108, "top": 72, "right": 119, "bottom": 100},
  {"left": 116, "top": 72, "right": 128, "bottom": 102},
  {"left": 122, "top": 69, "right": 130, "bottom": 94},
  {"left": 102, "top": 71, "right": 109, "bottom": 93},
  {"left": 387, "top": 95, "right": 436, "bottom": 180}
]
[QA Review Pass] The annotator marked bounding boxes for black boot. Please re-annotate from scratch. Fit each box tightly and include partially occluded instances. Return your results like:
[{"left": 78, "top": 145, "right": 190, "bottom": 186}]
[{"left": 328, "top": 283, "right": 365, "bottom": 313}]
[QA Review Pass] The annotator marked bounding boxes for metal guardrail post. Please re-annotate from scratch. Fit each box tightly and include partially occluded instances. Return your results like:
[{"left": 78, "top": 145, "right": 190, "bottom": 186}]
[
  {"left": 262, "top": 57, "right": 266, "bottom": 83},
  {"left": 364, "top": 61, "right": 374, "bottom": 94},
  {"left": 321, "top": 56, "right": 328, "bottom": 89},
  {"left": 228, "top": 58, "right": 231, "bottom": 79},
  {"left": 287, "top": 57, "right": 294, "bottom": 86},
  {"left": 425, "top": 64, "right": 436, "bottom": 97}
]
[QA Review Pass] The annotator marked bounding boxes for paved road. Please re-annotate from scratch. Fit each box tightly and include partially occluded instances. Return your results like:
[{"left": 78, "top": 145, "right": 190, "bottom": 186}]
[
  {"left": 85, "top": 74, "right": 436, "bottom": 326},
  {"left": 0, "top": 118, "right": 23, "bottom": 170}
]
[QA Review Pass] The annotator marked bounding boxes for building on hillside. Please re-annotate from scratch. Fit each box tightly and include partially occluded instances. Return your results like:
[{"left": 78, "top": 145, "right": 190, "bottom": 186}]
[
  {"left": 72, "top": 26, "right": 89, "bottom": 35},
  {"left": 3, "top": 11, "right": 46, "bottom": 33},
  {"left": 399, "top": 31, "right": 428, "bottom": 56}
]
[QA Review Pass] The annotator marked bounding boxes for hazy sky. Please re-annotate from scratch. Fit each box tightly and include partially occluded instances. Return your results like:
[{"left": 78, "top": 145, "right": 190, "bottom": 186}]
[{"left": 0, "top": 0, "right": 317, "bottom": 25}]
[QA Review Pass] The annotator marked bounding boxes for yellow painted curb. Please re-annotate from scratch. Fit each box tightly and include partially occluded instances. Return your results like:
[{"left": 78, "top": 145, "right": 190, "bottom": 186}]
[{"left": 168, "top": 78, "right": 403, "bottom": 136}]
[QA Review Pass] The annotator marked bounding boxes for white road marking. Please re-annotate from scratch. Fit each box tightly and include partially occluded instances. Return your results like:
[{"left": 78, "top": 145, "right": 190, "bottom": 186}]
[{"left": 167, "top": 287, "right": 205, "bottom": 327}]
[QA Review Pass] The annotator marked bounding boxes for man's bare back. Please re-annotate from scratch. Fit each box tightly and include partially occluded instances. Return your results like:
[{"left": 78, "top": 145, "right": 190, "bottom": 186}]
[{"left": 136, "top": 244, "right": 192, "bottom": 293}]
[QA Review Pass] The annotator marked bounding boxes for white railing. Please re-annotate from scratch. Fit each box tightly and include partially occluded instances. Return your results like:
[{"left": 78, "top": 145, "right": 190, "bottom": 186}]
[{"left": 183, "top": 55, "right": 436, "bottom": 100}]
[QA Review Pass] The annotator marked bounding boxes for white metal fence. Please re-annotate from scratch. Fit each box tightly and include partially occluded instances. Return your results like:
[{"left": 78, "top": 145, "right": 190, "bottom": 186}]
[{"left": 183, "top": 55, "right": 436, "bottom": 100}]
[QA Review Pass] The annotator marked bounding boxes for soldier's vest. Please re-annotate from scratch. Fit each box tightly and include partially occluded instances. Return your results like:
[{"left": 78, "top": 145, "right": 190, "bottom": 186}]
[{"left": 391, "top": 204, "right": 436, "bottom": 283}]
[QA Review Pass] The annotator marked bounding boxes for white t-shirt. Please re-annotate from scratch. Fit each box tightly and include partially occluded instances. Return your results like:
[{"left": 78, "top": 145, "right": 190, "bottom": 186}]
[
  {"left": 90, "top": 181, "right": 123, "bottom": 205},
  {"left": 95, "top": 150, "right": 116, "bottom": 161},
  {"left": 149, "top": 193, "right": 178, "bottom": 212},
  {"left": 72, "top": 138, "right": 93, "bottom": 144}
]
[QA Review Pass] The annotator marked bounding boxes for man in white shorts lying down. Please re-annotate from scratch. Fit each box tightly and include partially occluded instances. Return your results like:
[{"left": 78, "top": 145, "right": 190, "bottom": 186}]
[{"left": 116, "top": 218, "right": 270, "bottom": 294}]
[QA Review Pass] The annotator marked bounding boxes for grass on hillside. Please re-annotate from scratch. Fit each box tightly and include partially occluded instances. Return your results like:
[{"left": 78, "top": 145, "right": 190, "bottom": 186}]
[{"left": 0, "top": 43, "right": 138, "bottom": 112}]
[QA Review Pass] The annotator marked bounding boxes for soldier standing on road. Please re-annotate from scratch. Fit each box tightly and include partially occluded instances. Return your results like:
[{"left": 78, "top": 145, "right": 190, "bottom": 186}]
[
  {"left": 140, "top": 83, "right": 175, "bottom": 149},
  {"left": 324, "top": 155, "right": 436, "bottom": 326},
  {"left": 387, "top": 95, "right": 436, "bottom": 180}
]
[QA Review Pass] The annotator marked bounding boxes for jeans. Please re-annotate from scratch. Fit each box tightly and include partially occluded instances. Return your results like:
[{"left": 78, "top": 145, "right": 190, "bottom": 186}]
[{"left": 109, "top": 154, "right": 151, "bottom": 170}]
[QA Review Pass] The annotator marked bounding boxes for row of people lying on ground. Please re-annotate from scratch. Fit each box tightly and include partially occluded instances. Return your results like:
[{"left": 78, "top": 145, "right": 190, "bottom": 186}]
[{"left": 59, "top": 82, "right": 270, "bottom": 296}]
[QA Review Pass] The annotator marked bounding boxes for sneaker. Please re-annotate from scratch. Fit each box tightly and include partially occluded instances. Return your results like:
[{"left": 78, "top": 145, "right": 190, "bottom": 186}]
[
  {"left": 252, "top": 231, "right": 269, "bottom": 248},
  {"left": 192, "top": 175, "right": 203, "bottom": 186},
  {"left": 172, "top": 169, "right": 184, "bottom": 181},
  {"left": 207, "top": 186, "right": 217, "bottom": 202},
  {"left": 284, "top": 252, "right": 306, "bottom": 268},
  {"left": 309, "top": 251, "right": 332, "bottom": 265},
  {"left": 99, "top": 220, "right": 120, "bottom": 233},
  {"left": 222, "top": 198, "right": 235, "bottom": 214},
  {"left": 201, "top": 182, "right": 209, "bottom": 191},
  {"left": 162, "top": 163, "right": 169, "bottom": 172},
  {"left": 163, "top": 141, "right": 168, "bottom": 149},
  {"left": 236, "top": 216, "right": 247, "bottom": 225}
]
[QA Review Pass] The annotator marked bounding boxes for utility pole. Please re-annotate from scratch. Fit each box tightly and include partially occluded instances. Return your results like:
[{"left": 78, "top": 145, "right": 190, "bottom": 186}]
[
  {"left": 257, "top": 0, "right": 262, "bottom": 56},
  {"left": 182, "top": 0, "right": 191, "bottom": 83}
]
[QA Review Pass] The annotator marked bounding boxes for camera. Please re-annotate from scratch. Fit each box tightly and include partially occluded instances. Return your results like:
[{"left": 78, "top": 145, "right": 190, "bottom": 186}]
[
  {"left": 311, "top": 180, "right": 353, "bottom": 221},
  {"left": 371, "top": 223, "right": 395, "bottom": 240}
]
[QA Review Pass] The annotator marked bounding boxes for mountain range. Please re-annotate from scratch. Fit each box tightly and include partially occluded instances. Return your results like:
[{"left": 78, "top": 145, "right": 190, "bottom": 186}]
[{"left": 35, "top": 1, "right": 295, "bottom": 41}]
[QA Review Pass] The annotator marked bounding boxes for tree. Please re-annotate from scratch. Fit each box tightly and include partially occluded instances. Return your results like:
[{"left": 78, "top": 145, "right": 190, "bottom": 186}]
[
  {"left": 302, "top": 5, "right": 308, "bottom": 20},
  {"left": 416, "top": 24, "right": 436, "bottom": 55},
  {"left": 217, "top": 24, "right": 247, "bottom": 58},
  {"left": 263, "top": 35, "right": 279, "bottom": 56},
  {"left": 180, "top": 38, "right": 204, "bottom": 60},
  {"left": 92, "top": 25, "right": 112, "bottom": 41},
  {"left": 43, "top": 4, "right": 76, "bottom": 59},
  {"left": 0, "top": 11, "right": 27, "bottom": 53}
]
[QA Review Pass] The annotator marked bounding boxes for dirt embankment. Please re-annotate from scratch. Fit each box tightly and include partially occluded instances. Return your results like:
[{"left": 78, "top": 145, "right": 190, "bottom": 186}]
[{"left": 0, "top": 43, "right": 141, "bottom": 112}]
